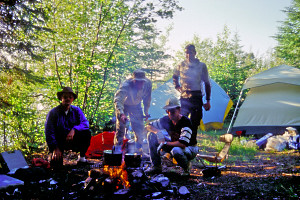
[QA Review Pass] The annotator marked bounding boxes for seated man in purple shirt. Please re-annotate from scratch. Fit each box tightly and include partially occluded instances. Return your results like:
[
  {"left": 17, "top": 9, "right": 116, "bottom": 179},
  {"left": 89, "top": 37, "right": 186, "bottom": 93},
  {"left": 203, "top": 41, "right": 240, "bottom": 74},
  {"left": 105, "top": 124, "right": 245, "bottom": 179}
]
[{"left": 45, "top": 87, "right": 91, "bottom": 166}]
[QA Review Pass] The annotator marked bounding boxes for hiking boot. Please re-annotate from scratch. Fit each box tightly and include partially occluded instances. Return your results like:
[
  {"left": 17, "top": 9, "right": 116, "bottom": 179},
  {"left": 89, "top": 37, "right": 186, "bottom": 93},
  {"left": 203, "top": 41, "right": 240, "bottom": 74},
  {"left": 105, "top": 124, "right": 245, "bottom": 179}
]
[
  {"left": 50, "top": 159, "right": 63, "bottom": 169},
  {"left": 181, "top": 162, "right": 192, "bottom": 176},
  {"left": 145, "top": 166, "right": 162, "bottom": 175},
  {"left": 162, "top": 153, "right": 174, "bottom": 167},
  {"left": 181, "top": 169, "right": 190, "bottom": 176}
]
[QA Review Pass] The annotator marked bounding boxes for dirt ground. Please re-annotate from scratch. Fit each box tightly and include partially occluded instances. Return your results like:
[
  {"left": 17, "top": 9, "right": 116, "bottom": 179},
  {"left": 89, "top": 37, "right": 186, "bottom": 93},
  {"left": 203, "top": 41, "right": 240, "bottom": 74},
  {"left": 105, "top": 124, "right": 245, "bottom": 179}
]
[
  {"left": 28, "top": 147, "right": 299, "bottom": 200},
  {"left": 171, "top": 133, "right": 300, "bottom": 200},
  {"left": 183, "top": 150, "right": 300, "bottom": 200},
  {"left": 3, "top": 136, "right": 299, "bottom": 200}
]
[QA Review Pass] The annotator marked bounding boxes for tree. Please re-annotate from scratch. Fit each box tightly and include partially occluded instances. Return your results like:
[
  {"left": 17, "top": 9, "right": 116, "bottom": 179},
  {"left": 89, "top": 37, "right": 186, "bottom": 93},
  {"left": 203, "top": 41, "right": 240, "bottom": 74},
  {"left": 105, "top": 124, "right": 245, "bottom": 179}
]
[
  {"left": 274, "top": 0, "right": 300, "bottom": 67},
  {"left": 0, "top": 0, "right": 50, "bottom": 64},
  {"left": 0, "top": 0, "right": 50, "bottom": 153},
  {"left": 0, "top": 0, "right": 182, "bottom": 152},
  {"left": 38, "top": 0, "right": 182, "bottom": 133}
]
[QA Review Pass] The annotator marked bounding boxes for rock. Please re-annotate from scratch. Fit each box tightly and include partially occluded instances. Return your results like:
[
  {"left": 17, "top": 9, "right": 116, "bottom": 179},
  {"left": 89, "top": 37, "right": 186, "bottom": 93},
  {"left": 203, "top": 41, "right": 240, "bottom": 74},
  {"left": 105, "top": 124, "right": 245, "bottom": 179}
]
[
  {"left": 88, "top": 169, "right": 103, "bottom": 178},
  {"left": 152, "top": 192, "right": 162, "bottom": 198},
  {"left": 178, "top": 186, "right": 190, "bottom": 196},
  {"left": 150, "top": 174, "right": 170, "bottom": 188},
  {"left": 131, "top": 170, "right": 143, "bottom": 178},
  {"left": 114, "top": 188, "right": 130, "bottom": 195}
]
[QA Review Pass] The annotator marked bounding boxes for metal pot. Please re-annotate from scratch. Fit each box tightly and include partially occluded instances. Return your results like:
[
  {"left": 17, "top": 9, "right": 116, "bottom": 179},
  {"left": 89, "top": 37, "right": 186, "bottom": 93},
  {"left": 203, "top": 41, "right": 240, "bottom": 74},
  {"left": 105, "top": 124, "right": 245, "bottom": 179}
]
[
  {"left": 124, "top": 153, "right": 141, "bottom": 168},
  {"left": 103, "top": 150, "right": 122, "bottom": 166},
  {"left": 126, "top": 139, "right": 136, "bottom": 153}
]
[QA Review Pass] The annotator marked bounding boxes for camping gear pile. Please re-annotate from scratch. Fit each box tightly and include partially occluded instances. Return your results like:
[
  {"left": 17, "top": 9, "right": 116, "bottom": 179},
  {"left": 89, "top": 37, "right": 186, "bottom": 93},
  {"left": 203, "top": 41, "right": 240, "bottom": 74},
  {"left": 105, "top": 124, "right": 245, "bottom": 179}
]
[
  {"left": 265, "top": 127, "right": 300, "bottom": 151},
  {"left": 0, "top": 149, "right": 195, "bottom": 199},
  {"left": 241, "top": 127, "right": 300, "bottom": 152}
]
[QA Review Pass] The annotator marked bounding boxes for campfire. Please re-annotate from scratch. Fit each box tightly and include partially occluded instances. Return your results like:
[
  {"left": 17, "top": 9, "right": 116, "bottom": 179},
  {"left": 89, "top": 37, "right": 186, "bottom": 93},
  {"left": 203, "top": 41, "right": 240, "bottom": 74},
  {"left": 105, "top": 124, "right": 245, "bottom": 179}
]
[
  {"left": 1, "top": 151, "right": 191, "bottom": 199},
  {"left": 81, "top": 157, "right": 192, "bottom": 199},
  {"left": 102, "top": 164, "right": 130, "bottom": 189}
]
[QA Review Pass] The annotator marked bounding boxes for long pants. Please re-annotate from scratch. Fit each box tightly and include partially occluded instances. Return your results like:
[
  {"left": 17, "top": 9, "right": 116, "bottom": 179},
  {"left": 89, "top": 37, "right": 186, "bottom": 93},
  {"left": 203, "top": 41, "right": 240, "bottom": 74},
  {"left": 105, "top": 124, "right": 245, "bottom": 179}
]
[
  {"left": 50, "top": 129, "right": 91, "bottom": 166},
  {"left": 147, "top": 132, "right": 198, "bottom": 170},
  {"left": 114, "top": 104, "right": 144, "bottom": 149},
  {"left": 62, "top": 129, "right": 91, "bottom": 157},
  {"left": 180, "top": 95, "right": 203, "bottom": 136}
]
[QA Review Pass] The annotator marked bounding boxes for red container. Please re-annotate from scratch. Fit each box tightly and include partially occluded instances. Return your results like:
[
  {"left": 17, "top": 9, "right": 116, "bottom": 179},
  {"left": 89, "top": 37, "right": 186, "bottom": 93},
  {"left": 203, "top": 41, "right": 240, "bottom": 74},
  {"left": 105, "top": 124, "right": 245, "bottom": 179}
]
[
  {"left": 102, "top": 131, "right": 115, "bottom": 151},
  {"left": 85, "top": 131, "right": 115, "bottom": 158},
  {"left": 85, "top": 131, "right": 132, "bottom": 158},
  {"left": 102, "top": 131, "right": 115, "bottom": 145}
]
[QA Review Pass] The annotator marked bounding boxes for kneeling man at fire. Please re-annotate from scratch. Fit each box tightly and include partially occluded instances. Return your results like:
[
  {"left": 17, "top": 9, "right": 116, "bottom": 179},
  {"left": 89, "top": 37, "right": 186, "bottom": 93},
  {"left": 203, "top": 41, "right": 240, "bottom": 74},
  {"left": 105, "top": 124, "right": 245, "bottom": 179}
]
[
  {"left": 146, "top": 97, "right": 198, "bottom": 176},
  {"left": 45, "top": 87, "right": 91, "bottom": 167}
]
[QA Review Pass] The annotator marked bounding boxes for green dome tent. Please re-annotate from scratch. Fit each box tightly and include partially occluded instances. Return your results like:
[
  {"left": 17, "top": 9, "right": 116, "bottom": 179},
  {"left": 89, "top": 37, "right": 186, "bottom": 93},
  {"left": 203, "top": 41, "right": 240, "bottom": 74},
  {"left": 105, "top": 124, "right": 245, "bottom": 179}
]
[
  {"left": 148, "top": 78, "right": 232, "bottom": 131},
  {"left": 231, "top": 65, "right": 300, "bottom": 136}
]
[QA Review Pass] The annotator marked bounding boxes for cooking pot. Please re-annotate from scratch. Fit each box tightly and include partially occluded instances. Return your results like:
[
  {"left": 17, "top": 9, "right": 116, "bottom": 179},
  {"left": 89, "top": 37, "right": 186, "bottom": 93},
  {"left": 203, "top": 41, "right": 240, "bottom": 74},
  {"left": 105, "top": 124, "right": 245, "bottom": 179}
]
[
  {"left": 126, "top": 139, "right": 136, "bottom": 153},
  {"left": 124, "top": 153, "right": 141, "bottom": 168},
  {"left": 103, "top": 149, "right": 122, "bottom": 166}
]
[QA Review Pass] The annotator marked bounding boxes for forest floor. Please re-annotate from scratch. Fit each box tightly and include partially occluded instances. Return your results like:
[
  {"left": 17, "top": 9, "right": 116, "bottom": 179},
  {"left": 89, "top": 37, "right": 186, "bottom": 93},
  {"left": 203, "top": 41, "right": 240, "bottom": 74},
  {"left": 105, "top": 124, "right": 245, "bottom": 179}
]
[
  {"left": 179, "top": 149, "right": 300, "bottom": 199},
  {"left": 178, "top": 133, "right": 300, "bottom": 199},
  {"left": 2, "top": 133, "right": 300, "bottom": 200}
]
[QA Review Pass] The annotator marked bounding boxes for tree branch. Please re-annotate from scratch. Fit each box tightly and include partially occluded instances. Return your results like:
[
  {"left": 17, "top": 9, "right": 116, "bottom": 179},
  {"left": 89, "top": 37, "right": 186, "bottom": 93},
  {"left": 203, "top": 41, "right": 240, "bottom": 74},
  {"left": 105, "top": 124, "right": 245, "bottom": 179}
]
[
  {"left": 90, "top": 2, "right": 135, "bottom": 120},
  {"left": 53, "top": 45, "right": 62, "bottom": 88}
]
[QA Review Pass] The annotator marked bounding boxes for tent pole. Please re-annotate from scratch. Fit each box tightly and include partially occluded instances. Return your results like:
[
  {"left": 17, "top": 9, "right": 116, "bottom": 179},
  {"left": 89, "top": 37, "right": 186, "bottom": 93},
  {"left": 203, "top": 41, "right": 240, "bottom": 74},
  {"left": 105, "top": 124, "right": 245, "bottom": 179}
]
[{"left": 227, "top": 88, "right": 244, "bottom": 133}]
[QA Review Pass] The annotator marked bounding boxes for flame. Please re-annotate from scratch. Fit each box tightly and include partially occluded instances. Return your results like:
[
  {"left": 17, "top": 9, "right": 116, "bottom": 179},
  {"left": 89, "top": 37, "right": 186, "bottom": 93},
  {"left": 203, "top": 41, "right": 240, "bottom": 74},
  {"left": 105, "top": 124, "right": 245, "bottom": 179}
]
[{"left": 103, "top": 163, "right": 130, "bottom": 189}]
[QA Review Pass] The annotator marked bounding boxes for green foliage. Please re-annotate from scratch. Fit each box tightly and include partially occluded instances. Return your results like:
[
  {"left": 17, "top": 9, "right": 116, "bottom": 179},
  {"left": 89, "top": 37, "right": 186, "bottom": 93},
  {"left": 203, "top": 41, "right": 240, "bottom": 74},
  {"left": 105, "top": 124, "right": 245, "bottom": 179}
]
[
  {"left": 279, "top": 184, "right": 299, "bottom": 198},
  {"left": 0, "top": 0, "right": 50, "bottom": 65},
  {"left": 37, "top": 0, "right": 182, "bottom": 133},
  {"left": 0, "top": 0, "right": 50, "bottom": 153},
  {"left": 228, "top": 137, "right": 257, "bottom": 162},
  {"left": 197, "top": 127, "right": 257, "bottom": 163},
  {"left": 274, "top": 0, "right": 300, "bottom": 67},
  {"left": 0, "top": 66, "right": 47, "bottom": 153},
  {"left": 0, "top": 0, "right": 182, "bottom": 152}
]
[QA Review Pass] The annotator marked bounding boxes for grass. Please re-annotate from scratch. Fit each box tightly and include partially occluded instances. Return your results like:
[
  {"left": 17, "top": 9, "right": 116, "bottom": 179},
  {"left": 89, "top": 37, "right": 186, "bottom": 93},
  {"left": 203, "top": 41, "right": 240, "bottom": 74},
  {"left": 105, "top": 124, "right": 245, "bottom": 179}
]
[{"left": 197, "top": 124, "right": 259, "bottom": 164}]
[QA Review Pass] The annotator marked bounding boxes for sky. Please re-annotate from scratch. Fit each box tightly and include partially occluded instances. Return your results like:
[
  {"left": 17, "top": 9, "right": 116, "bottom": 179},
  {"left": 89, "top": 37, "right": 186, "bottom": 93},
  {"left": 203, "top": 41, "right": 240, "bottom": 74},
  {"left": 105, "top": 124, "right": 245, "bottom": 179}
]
[{"left": 157, "top": 0, "right": 292, "bottom": 56}]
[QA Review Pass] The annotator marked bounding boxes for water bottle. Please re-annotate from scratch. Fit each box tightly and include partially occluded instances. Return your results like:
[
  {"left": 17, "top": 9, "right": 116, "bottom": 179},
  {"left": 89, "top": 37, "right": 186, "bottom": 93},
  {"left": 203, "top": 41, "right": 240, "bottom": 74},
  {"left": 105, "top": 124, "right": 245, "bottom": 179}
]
[
  {"left": 124, "top": 120, "right": 133, "bottom": 139},
  {"left": 256, "top": 133, "right": 273, "bottom": 148}
]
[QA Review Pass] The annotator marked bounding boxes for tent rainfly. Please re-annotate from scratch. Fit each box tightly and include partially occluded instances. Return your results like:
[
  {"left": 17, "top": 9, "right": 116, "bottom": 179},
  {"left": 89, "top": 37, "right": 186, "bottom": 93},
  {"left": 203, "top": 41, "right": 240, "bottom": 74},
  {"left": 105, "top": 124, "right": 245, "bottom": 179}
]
[
  {"left": 230, "top": 65, "right": 300, "bottom": 136},
  {"left": 148, "top": 78, "right": 232, "bottom": 131}
]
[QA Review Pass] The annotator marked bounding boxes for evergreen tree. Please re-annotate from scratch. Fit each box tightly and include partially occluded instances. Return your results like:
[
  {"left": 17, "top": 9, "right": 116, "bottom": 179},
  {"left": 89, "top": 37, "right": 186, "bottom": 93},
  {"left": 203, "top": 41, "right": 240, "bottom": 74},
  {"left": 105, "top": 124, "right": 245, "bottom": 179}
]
[
  {"left": 0, "top": 0, "right": 49, "bottom": 153},
  {"left": 274, "top": 0, "right": 300, "bottom": 67}
]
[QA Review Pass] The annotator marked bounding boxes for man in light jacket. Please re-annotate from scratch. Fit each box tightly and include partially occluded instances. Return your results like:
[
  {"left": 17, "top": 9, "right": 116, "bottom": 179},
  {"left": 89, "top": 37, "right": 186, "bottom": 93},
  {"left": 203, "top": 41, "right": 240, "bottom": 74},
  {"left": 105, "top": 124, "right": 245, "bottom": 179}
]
[{"left": 114, "top": 69, "right": 152, "bottom": 154}]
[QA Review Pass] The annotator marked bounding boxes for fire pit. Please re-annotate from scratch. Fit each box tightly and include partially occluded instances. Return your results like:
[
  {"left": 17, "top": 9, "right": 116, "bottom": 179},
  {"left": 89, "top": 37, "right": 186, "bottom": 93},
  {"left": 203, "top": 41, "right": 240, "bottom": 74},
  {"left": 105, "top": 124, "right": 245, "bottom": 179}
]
[
  {"left": 82, "top": 155, "right": 192, "bottom": 200},
  {"left": 103, "top": 164, "right": 130, "bottom": 189},
  {"left": 0, "top": 148, "right": 192, "bottom": 200}
]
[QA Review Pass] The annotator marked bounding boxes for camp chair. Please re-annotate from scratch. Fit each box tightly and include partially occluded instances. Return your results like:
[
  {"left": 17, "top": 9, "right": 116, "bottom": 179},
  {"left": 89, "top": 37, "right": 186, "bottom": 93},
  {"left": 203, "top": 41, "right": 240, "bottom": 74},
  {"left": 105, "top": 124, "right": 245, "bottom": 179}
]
[{"left": 196, "top": 133, "right": 233, "bottom": 176}]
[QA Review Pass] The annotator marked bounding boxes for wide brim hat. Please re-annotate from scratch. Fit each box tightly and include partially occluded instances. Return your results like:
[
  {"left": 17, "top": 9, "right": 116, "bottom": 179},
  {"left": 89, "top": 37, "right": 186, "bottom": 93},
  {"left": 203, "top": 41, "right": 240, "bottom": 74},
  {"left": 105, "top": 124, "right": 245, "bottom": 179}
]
[
  {"left": 132, "top": 69, "right": 147, "bottom": 81},
  {"left": 57, "top": 87, "right": 77, "bottom": 100},
  {"left": 163, "top": 97, "right": 181, "bottom": 110}
]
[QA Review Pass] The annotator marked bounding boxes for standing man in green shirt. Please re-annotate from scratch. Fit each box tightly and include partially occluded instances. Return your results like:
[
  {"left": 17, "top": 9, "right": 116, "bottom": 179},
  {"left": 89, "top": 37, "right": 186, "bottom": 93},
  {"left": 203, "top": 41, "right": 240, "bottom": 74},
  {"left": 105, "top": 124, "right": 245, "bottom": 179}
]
[{"left": 173, "top": 44, "right": 211, "bottom": 137}]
